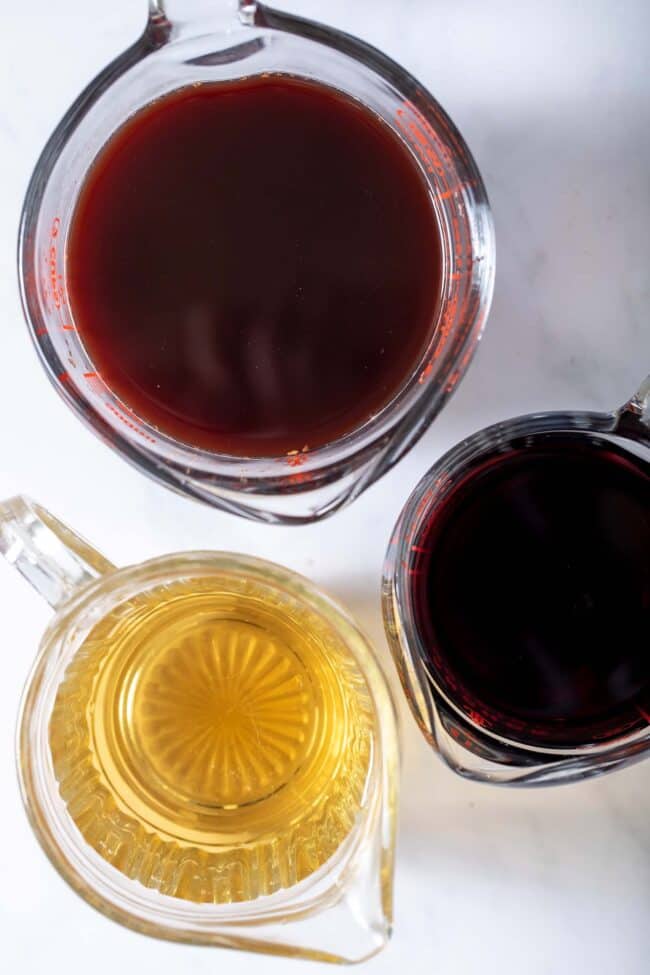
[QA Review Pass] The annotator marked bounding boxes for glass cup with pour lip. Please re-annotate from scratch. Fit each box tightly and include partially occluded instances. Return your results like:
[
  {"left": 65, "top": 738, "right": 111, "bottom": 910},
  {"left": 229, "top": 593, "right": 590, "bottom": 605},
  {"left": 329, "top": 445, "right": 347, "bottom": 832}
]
[
  {"left": 19, "top": 0, "right": 495, "bottom": 525},
  {"left": 1, "top": 495, "right": 399, "bottom": 963},
  {"left": 383, "top": 377, "right": 650, "bottom": 787}
]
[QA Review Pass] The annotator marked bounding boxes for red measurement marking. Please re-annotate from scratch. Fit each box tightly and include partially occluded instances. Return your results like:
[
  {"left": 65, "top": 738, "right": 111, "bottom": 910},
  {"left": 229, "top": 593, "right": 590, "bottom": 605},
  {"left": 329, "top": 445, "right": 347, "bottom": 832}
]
[
  {"left": 396, "top": 102, "right": 474, "bottom": 368},
  {"left": 395, "top": 108, "right": 440, "bottom": 176},
  {"left": 35, "top": 326, "right": 47, "bottom": 337},
  {"left": 286, "top": 448, "right": 309, "bottom": 468},
  {"left": 49, "top": 245, "right": 60, "bottom": 309},
  {"left": 288, "top": 471, "right": 311, "bottom": 486},
  {"left": 104, "top": 402, "right": 157, "bottom": 444},
  {"left": 446, "top": 369, "right": 461, "bottom": 394},
  {"left": 459, "top": 346, "right": 474, "bottom": 374},
  {"left": 58, "top": 371, "right": 70, "bottom": 383},
  {"left": 439, "top": 182, "right": 472, "bottom": 201},
  {"left": 414, "top": 494, "right": 432, "bottom": 524},
  {"left": 467, "top": 710, "right": 486, "bottom": 727},
  {"left": 418, "top": 360, "right": 434, "bottom": 385},
  {"left": 411, "top": 544, "right": 428, "bottom": 553},
  {"left": 396, "top": 102, "right": 479, "bottom": 376},
  {"left": 84, "top": 374, "right": 104, "bottom": 394},
  {"left": 62, "top": 324, "right": 75, "bottom": 332},
  {"left": 48, "top": 217, "right": 66, "bottom": 312},
  {"left": 118, "top": 400, "right": 148, "bottom": 424},
  {"left": 434, "top": 476, "right": 451, "bottom": 493},
  {"left": 431, "top": 306, "right": 457, "bottom": 362}
]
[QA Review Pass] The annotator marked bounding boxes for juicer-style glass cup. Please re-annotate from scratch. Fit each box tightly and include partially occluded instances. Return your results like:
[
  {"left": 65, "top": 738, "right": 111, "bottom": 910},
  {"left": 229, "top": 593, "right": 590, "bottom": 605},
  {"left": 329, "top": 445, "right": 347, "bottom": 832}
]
[
  {"left": 383, "top": 377, "right": 650, "bottom": 787},
  {"left": 19, "top": 0, "right": 495, "bottom": 525},
  {"left": 1, "top": 496, "right": 399, "bottom": 963}
]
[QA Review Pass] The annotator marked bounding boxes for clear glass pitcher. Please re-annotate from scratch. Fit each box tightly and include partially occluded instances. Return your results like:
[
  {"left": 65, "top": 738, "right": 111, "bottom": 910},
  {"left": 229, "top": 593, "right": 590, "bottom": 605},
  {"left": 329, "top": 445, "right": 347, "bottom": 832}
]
[
  {"left": 18, "top": 0, "right": 495, "bottom": 525},
  {"left": 383, "top": 377, "right": 649, "bottom": 787},
  {"left": 1, "top": 496, "right": 399, "bottom": 963}
]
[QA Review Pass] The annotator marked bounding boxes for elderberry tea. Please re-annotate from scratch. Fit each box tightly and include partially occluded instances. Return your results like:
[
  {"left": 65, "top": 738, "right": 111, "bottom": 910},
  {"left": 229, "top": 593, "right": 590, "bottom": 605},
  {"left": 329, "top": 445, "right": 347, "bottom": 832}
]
[
  {"left": 412, "top": 437, "right": 650, "bottom": 748},
  {"left": 384, "top": 393, "right": 650, "bottom": 784}
]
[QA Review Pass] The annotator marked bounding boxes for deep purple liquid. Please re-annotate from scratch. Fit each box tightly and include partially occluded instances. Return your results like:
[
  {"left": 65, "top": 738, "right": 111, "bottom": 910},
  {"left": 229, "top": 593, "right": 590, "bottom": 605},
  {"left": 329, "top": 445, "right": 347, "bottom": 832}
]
[{"left": 413, "top": 437, "right": 650, "bottom": 747}]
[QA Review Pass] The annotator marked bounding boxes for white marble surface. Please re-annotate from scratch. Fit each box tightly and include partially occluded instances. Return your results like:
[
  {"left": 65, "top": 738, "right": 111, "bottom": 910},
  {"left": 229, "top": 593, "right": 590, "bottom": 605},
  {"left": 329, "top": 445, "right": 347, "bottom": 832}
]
[{"left": 0, "top": 2, "right": 649, "bottom": 973}]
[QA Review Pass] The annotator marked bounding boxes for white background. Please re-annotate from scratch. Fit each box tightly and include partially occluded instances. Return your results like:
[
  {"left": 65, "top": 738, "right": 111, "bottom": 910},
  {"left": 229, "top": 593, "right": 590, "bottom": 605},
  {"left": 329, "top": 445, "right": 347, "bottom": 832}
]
[{"left": 1, "top": 2, "right": 649, "bottom": 973}]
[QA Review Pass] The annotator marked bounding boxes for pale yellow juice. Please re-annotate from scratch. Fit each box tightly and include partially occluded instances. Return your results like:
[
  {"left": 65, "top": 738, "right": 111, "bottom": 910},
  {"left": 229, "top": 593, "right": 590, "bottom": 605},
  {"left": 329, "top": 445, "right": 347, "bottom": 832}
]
[{"left": 49, "top": 575, "right": 374, "bottom": 904}]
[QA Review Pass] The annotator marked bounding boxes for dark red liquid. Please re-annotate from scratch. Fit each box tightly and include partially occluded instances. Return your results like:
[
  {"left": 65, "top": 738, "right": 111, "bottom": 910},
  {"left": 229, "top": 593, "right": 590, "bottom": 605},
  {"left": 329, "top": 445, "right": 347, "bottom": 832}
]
[
  {"left": 412, "top": 438, "right": 650, "bottom": 746},
  {"left": 68, "top": 77, "right": 441, "bottom": 457}
]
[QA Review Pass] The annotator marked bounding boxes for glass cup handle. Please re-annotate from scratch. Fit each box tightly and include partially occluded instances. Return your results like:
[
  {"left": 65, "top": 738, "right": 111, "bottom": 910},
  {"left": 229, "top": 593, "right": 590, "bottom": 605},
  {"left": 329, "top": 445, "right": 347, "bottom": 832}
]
[
  {"left": 614, "top": 374, "right": 650, "bottom": 442},
  {"left": 147, "top": 0, "right": 258, "bottom": 34},
  {"left": 0, "top": 496, "right": 115, "bottom": 610}
]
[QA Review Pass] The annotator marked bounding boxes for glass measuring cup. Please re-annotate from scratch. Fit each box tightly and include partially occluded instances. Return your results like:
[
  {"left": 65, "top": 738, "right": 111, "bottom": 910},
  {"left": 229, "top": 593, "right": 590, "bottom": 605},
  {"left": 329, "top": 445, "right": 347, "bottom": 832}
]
[
  {"left": 18, "top": 0, "right": 495, "bottom": 525},
  {"left": 1, "top": 496, "right": 399, "bottom": 963},
  {"left": 383, "top": 377, "right": 650, "bottom": 787}
]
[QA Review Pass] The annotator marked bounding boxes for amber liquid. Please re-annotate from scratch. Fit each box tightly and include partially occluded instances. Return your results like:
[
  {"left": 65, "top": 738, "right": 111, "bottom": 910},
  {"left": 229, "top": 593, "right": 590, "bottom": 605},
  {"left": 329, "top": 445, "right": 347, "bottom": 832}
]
[
  {"left": 67, "top": 76, "right": 442, "bottom": 457},
  {"left": 49, "top": 575, "right": 374, "bottom": 903}
]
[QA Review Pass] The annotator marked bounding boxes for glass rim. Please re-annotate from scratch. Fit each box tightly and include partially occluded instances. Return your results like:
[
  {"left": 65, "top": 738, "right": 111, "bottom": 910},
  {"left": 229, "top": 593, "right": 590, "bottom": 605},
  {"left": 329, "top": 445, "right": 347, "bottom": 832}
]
[
  {"left": 17, "top": 548, "right": 399, "bottom": 951},
  {"left": 18, "top": 6, "right": 495, "bottom": 504}
]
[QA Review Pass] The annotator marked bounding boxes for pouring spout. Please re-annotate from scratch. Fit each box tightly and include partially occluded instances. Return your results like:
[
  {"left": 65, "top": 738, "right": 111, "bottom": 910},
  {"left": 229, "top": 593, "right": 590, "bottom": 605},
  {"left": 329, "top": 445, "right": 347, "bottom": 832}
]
[{"left": 148, "top": 0, "right": 257, "bottom": 37}]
